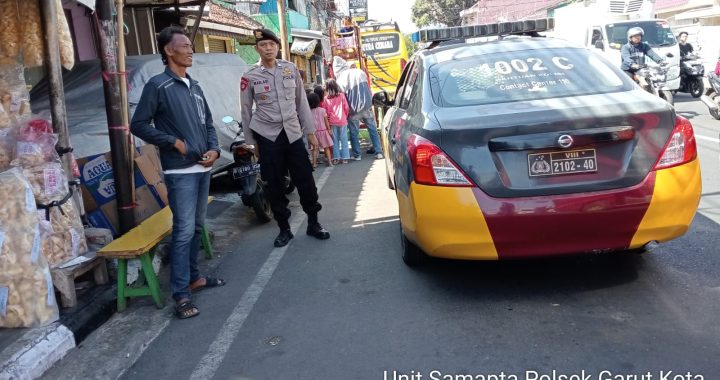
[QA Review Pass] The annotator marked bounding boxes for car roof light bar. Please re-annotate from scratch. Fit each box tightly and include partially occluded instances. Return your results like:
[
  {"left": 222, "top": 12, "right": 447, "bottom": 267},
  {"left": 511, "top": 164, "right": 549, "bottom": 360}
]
[{"left": 411, "top": 18, "right": 554, "bottom": 43}]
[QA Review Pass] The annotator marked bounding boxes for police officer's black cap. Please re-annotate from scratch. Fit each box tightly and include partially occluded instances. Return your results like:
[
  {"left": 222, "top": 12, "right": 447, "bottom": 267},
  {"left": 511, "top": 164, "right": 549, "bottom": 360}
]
[{"left": 253, "top": 29, "right": 281, "bottom": 45}]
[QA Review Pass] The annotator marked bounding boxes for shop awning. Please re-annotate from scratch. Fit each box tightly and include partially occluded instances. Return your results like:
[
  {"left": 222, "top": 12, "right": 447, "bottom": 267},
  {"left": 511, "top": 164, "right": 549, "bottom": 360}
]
[
  {"left": 291, "top": 38, "right": 318, "bottom": 57},
  {"left": 672, "top": 6, "right": 720, "bottom": 20},
  {"left": 290, "top": 28, "right": 330, "bottom": 58}
]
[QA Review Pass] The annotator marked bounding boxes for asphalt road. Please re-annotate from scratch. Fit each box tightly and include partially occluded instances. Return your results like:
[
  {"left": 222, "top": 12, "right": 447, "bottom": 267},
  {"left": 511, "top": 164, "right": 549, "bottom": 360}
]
[{"left": 113, "top": 94, "right": 720, "bottom": 380}]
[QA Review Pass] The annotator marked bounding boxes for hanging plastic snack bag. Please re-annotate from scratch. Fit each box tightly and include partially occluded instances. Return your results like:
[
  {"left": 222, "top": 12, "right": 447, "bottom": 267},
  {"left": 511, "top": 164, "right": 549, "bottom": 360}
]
[
  {"left": 0, "top": 168, "right": 59, "bottom": 328},
  {"left": 11, "top": 118, "right": 60, "bottom": 167},
  {"left": 0, "top": 127, "right": 13, "bottom": 170},
  {"left": 23, "top": 162, "right": 68, "bottom": 204}
]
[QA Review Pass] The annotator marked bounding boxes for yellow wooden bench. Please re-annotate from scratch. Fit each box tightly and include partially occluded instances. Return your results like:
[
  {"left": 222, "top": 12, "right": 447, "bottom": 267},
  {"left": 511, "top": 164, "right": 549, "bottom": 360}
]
[{"left": 98, "top": 199, "right": 214, "bottom": 312}]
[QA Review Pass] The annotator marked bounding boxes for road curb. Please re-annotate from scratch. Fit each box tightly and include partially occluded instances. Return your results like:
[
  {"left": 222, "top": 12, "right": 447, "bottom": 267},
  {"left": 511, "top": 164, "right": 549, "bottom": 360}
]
[{"left": 0, "top": 322, "right": 75, "bottom": 380}]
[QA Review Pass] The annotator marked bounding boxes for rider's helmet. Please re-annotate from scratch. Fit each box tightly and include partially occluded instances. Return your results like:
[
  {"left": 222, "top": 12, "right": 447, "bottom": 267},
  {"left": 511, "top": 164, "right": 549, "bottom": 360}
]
[{"left": 627, "top": 27, "right": 644, "bottom": 41}]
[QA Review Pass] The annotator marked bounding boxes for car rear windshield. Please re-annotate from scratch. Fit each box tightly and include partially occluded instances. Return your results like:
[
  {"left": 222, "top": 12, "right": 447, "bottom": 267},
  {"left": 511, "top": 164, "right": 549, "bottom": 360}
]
[{"left": 429, "top": 47, "right": 633, "bottom": 107}]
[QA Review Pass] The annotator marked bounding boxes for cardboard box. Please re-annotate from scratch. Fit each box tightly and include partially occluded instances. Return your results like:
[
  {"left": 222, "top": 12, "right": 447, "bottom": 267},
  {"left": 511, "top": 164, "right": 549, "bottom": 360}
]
[
  {"left": 78, "top": 152, "right": 152, "bottom": 210},
  {"left": 78, "top": 147, "right": 167, "bottom": 236},
  {"left": 134, "top": 148, "right": 168, "bottom": 205},
  {"left": 86, "top": 186, "right": 163, "bottom": 236}
]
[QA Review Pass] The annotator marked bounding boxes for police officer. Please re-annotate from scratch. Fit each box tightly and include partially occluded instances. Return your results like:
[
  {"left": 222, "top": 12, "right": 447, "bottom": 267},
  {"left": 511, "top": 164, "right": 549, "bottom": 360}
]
[{"left": 240, "top": 29, "right": 330, "bottom": 247}]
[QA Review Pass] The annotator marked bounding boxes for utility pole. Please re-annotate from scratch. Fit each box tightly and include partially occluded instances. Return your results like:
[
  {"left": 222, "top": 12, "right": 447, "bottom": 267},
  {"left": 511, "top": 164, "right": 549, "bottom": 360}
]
[
  {"left": 277, "top": 0, "right": 290, "bottom": 60},
  {"left": 95, "top": 0, "right": 136, "bottom": 233}
]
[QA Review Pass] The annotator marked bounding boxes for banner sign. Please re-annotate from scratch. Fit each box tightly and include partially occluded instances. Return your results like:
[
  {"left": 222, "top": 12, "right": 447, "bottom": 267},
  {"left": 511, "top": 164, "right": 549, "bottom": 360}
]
[{"left": 349, "top": 0, "right": 368, "bottom": 22}]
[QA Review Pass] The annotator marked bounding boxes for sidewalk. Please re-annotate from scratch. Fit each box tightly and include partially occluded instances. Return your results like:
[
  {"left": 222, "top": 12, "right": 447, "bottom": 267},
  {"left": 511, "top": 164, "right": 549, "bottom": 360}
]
[
  {"left": 1, "top": 136, "right": 380, "bottom": 380},
  {"left": 0, "top": 189, "right": 249, "bottom": 380}
]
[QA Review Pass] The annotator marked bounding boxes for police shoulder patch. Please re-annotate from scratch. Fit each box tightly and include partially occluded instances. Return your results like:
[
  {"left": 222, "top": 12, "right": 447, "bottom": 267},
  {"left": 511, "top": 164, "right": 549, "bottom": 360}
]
[{"left": 241, "top": 77, "right": 249, "bottom": 91}]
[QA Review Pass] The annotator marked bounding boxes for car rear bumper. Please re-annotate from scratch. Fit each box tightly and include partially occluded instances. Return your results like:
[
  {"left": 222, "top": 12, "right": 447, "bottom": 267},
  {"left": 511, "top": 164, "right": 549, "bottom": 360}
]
[
  {"left": 399, "top": 159, "right": 701, "bottom": 260},
  {"left": 629, "top": 158, "right": 701, "bottom": 248}
]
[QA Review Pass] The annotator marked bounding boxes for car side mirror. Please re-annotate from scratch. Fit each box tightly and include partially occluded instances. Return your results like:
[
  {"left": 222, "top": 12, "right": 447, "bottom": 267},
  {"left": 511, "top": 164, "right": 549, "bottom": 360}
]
[
  {"left": 666, "top": 52, "right": 674, "bottom": 58},
  {"left": 372, "top": 91, "right": 391, "bottom": 107},
  {"left": 594, "top": 40, "right": 604, "bottom": 50}
]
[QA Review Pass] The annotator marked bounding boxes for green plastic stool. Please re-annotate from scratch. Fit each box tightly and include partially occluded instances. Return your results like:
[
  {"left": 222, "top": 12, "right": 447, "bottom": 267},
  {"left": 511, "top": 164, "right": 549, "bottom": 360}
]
[
  {"left": 116, "top": 248, "right": 163, "bottom": 312},
  {"left": 201, "top": 226, "right": 214, "bottom": 259},
  {"left": 115, "top": 225, "right": 213, "bottom": 312}
]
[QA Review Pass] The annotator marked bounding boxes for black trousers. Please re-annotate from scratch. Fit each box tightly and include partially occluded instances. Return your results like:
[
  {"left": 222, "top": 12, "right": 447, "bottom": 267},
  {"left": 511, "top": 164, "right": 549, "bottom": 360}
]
[{"left": 255, "top": 129, "right": 322, "bottom": 230}]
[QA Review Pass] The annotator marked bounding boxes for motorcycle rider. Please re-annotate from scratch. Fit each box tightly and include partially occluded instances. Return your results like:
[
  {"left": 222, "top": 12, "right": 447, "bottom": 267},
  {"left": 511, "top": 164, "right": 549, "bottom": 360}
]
[
  {"left": 621, "top": 27, "right": 666, "bottom": 80},
  {"left": 677, "top": 31, "right": 694, "bottom": 58}
]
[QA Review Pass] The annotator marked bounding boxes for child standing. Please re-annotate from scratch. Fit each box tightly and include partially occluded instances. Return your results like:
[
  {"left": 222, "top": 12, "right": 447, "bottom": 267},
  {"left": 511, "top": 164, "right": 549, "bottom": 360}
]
[
  {"left": 307, "top": 92, "right": 334, "bottom": 167},
  {"left": 323, "top": 79, "right": 350, "bottom": 164}
]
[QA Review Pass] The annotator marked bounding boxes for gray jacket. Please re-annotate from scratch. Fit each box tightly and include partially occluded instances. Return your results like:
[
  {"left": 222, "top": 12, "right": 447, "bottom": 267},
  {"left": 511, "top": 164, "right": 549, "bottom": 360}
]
[
  {"left": 621, "top": 41, "right": 663, "bottom": 71},
  {"left": 130, "top": 67, "right": 219, "bottom": 170}
]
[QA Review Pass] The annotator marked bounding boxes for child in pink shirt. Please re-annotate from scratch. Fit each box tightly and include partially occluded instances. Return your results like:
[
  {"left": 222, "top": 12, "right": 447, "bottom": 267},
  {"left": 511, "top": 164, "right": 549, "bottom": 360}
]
[
  {"left": 307, "top": 92, "right": 334, "bottom": 167},
  {"left": 323, "top": 79, "right": 351, "bottom": 163}
]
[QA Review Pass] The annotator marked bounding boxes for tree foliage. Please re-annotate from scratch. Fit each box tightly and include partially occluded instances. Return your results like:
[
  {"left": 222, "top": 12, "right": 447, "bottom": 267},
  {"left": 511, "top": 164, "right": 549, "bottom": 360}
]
[
  {"left": 411, "top": 0, "right": 476, "bottom": 28},
  {"left": 403, "top": 34, "right": 418, "bottom": 57}
]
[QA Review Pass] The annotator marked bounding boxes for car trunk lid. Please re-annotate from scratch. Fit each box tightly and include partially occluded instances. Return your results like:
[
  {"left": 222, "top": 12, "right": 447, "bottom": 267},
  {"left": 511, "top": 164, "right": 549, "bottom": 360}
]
[{"left": 434, "top": 91, "right": 675, "bottom": 198}]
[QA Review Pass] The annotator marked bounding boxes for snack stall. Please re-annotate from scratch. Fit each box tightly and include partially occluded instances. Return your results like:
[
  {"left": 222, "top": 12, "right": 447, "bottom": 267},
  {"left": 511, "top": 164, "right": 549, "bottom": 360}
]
[{"left": 0, "top": 0, "right": 87, "bottom": 327}]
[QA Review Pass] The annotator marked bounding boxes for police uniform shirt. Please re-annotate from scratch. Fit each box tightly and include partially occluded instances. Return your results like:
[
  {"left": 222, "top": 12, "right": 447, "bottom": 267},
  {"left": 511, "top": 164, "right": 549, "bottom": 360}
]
[{"left": 240, "top": 59, "right": 316, "bottom": 145}]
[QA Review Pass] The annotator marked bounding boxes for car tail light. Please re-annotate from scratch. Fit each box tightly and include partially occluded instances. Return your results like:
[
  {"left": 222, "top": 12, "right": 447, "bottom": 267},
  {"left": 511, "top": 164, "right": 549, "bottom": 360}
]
[
  {"left": 400, "top": 58, "right": 407, "bottom": 71},
  {"left": 653, "top": 116, "right": 697, "bottom": 170},
  {"left": 407, "top": 134, "right": 473, "bottom": 186}
]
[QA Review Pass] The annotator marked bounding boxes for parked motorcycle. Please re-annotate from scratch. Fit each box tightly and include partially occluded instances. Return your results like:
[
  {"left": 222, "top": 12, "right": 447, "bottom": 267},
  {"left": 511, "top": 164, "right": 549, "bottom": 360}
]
[
  {"left": 677, "top": 54, "right": 704, "bottom": 98},
  {"left": 701, "top": 72, "right": 720, "bottom": 120},
  {"left": 634, "top": 63, "right": 674, "bottom": 105},
  {"left": 219, "top": 116, "right": 296, "bottom": 223},
  {"left": 219, "top": 116, "right": 272, "bottom": 223}
]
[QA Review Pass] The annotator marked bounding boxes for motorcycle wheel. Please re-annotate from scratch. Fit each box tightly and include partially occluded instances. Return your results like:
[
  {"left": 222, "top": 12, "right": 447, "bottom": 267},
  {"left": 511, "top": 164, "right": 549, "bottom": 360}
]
[
  {"left": 711, "top": 96, "right": 720, "bottom": 120},
  {"left": 250, "top": 179, "right": 273, "bottom": 223},
  {"left": 711, "top": 108, "right": 720, "bottom": 120},
  {"left": 660, "top": 90, "right": 674, "bottom": 106},
  {"left": 690, "top": 78, "right": 704, "bottom": 98}
]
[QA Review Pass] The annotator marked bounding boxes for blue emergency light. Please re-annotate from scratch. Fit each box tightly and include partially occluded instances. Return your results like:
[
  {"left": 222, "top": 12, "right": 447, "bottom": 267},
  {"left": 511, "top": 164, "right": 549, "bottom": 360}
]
[{"left": 411, "top": 18, "right": 555, "bottom": 43}]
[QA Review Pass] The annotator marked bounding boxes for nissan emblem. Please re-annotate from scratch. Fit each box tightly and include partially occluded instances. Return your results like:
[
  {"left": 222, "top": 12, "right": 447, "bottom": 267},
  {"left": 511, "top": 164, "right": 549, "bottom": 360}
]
[{"left": 558, "top": 134, "right": 573, "bottom": 148}]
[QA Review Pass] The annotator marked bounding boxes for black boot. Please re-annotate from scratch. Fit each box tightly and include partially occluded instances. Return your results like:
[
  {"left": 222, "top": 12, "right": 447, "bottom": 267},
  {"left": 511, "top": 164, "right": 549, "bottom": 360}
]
[
  {"left": 306, "top": 223, "right": 330, "bottom": 240},
  {"left": 274, "top": 229, "right": 294, "bottom": 247}
]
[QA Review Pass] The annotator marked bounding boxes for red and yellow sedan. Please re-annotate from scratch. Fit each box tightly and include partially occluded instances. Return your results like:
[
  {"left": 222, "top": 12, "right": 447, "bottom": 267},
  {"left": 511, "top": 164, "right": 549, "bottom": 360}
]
[{"left": 374, "top": 22, "right": 701, "bottom": 266}]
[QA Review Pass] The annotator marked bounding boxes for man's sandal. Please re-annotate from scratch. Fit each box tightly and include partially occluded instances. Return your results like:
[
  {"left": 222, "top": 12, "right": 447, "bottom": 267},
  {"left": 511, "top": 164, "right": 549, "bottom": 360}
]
[
  {"left": 189, "top": 276, "right": 226, "bottom": 292},
  {"left": 175, "top": 300, "right": 199, "bottom": 319}
]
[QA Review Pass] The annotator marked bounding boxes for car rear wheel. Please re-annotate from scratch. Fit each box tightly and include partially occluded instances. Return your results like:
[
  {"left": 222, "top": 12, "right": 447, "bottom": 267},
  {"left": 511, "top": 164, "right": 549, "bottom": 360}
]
[
  {"left": 400, "top": 224, "right": 426, "bottom": 267},
  {"left": 385, "top": 161, "right": 395, "bottom": 190}
]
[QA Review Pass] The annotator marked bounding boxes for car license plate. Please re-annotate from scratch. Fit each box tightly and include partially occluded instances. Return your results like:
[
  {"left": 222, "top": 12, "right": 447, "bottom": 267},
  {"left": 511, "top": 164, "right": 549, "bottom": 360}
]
[
  {"left": 232, "top": 163, "right": 260, "bottom": 179},
  {"left": 528, "top": 149, "right": 597, "bottom": 177}
]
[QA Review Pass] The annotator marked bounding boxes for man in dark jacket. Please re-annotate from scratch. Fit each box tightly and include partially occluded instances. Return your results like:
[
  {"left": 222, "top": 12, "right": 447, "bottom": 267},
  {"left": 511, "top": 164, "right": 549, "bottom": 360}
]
[
  {"left": 621, "top": 27, "right": 666, "bottom": 79},
  {"left": 130, "top": 26, "right": 225, "bottom": 319}
]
